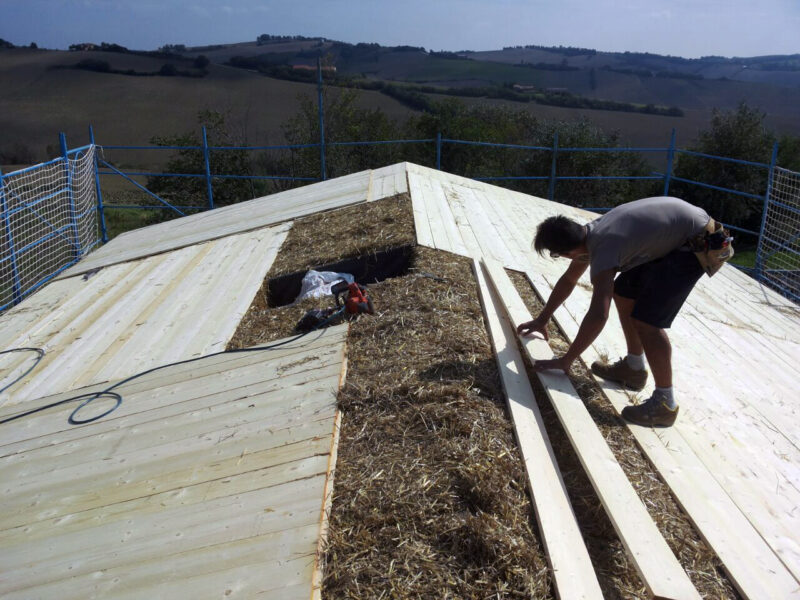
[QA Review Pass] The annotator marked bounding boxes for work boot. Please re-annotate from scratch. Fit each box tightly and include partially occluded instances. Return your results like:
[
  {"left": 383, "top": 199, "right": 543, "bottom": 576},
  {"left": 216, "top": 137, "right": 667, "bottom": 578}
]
[
  {"left": 590, "top": 357, "right": 648, "bottom": 391},
  {"left": 621, "top": 390, "right": 679, "bottom": 427}
]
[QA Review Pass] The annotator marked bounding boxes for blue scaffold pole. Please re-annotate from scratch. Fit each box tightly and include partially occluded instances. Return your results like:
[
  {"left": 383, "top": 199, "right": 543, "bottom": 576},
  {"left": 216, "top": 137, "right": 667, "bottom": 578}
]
[
  {"left": 436, "top": 132, "right": 442, "bottom": 170},
  {"left": 89, "top": 125, "right": 108, "bottom": 243},
  {"left": 202, "top": 126, "right": 214, "bottom": 210},
  {"left": 0, "top": 166, "right": 23, "bottom": 305},
  {"left": 548, "top": 132, "right": 559, "bottom": 201},
  {"left": 318, "top": 58, "right": 327, "bottom": 181},
  {"left": 60, "top": 133, "right": 82, "bottom": 260},
  {"left": 663, "top": 128, "right": 676, "bottom": 196},
  {"left": 755, "top": 141, "right": 780, "bottom": 281}
]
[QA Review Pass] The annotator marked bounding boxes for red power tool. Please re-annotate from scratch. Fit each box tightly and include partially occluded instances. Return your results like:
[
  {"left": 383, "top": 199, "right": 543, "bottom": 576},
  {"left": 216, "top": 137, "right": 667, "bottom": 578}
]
[
  {"left": 294, "top": 279, "right": 374, "bottom": 333},
  {"left": 332, "top": 280, "right": 375, "bottom": 315}
]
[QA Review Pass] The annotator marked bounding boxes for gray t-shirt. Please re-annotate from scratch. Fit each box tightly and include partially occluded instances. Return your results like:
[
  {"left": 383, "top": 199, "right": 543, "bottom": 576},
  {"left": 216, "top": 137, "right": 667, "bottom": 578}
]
[{"left": 585, "top": 196, "right": 709, "bottom": 278}]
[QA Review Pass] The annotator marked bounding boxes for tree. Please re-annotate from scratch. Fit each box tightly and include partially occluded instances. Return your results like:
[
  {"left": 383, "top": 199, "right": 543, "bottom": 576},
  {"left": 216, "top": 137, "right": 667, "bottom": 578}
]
[
  {"left": 159, "top": 63, "right": 178, "bottom": 76},
  {"left": 146, "top": 110, "right": 253, "bottom": 219},
  {"left": 671, "top": 103, "right": 776, "bottom": 230},
  {"left": 409, "top": 98, "right": 654, "bottom": 204},
  {"left": 279, "top": 88, "right": 405, "bottom": 180},
  {"left": 193, "top": 55, "right": 209, "bottom": 70}
]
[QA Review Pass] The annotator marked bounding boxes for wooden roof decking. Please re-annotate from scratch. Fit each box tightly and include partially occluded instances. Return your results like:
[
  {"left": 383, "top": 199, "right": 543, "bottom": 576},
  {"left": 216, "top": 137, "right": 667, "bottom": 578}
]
[
  {"left": 0, "top": 324, "right": 348, "bottom": 599},
  {"left": 0, "top": 165, "right": 413, "bottom": 597},
  {"left": 2, "top": 160, "right": 798, "bottom": 598},
  {"left": 60, "top": 163, "right": 408, "bottom": 278},
  {"left": 405, "top": 162, "right": 800, "bottom": 599},
  {"left": 0, "top": 225, "right": 290, "bottom": 408}
]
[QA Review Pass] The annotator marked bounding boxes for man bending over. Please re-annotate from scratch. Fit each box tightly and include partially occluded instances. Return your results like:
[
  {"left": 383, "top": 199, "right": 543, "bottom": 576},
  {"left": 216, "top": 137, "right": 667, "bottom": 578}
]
[{"left": 517, "top": 196, "right": 716, "bottom": 427}]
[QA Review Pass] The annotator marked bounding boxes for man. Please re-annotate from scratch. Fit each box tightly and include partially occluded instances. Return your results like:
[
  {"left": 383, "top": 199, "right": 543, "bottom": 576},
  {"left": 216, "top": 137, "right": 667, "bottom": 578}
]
[{"left": 516, "top": 196, "right": 714, "bottom": 427}]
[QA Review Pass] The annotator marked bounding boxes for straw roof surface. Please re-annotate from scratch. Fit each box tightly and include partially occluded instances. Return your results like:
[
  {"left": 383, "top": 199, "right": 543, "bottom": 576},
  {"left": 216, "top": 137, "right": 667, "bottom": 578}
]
[{"left": 229, "top": 194, "right": 738, "bottom": 599}]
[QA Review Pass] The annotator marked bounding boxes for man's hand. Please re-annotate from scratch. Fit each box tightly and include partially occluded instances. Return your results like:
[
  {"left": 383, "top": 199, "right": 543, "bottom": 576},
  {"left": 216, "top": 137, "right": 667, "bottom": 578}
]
[
  {"left": 532, "top": 355, "right": 573, "bottom": 374},
  {"left": 516, "top": 317, "right": 549, "bottom": 340}
]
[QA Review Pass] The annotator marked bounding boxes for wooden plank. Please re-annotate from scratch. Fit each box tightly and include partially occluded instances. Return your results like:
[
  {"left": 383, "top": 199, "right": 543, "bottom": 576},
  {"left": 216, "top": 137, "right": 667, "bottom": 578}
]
[
  {"left": 483, "top": 259, "right": 700, "bottom": 600},
  {"left": 407, "top": 166, "right": 435, "bottom": 248},
  {"left": 3, "top": 247, "right": 202, "bottom": 404},
  {"left": 429, "top": 177, "right": 469, "bottom": 255},
  {"left": 471, "top": 186, "right": 530, "bottom": 269},
  {"left": 1, "top": 477, "right": 325, "bottom": 589},
  {"left": 0, "top": 396, "right": 337, "bottom": 527},
  {"left": 0, "top": 260, "right": 153, "bottom": 401},
  {"left": 457, "top": 186, "right": 518, "bottom": 266},
  {"left": 473, "top": 260, "right": 603, "bottom": 600},
  {"left": 3, "top": 452, "right": 330, "bottom": 545},
  {"left": 6, "top": 526, "right": 319, "bottom": 600},
  {"left": 1, "top": 227, "right": 292, "bottom": 408},
  {"left": 312, "top": 410, "right": 342, "bottom": 600},
  {"left": 0, "top": 377, "right": 338, "bottom": 482},
  {"left": 0, "top": 356, "right": 344, "bottom": 457},
  {"left": 1, "top": 322, "right": 347, "bottom": 599},
  {"left": 522, "top": 269, "right": 800, "bottom": 599},
  {"left": 59, "top": 167, "right": 369, "bottom": 277},
  {"left": 0, "top": 327, "right": 347, "bottom": 436},
  {"left": 444, "top": 186, "right": 483, "bottom": 257}
]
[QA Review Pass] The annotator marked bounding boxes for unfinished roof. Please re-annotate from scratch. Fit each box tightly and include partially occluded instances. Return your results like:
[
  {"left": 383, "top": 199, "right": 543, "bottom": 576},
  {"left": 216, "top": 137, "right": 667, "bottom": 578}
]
[
  {"left": 59, "top": 163, "right": 408, "bottom": 278},
  {"left": 1, "top": 324, "right": 348, "bottom": 599},
  {"left": 405, "top": 162, "right": 800, "bottom": 598},
  {"left": 1, "top": 162, "right": 798, "bottom": 599}
]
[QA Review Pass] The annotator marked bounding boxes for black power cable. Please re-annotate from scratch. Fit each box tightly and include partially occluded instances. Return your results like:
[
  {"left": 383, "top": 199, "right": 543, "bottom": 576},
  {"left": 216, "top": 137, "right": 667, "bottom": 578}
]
[
  {"left": 0, "top": 307, "right": 346, "bottom": 426},
  {"left": 0, "top": 348, "right": 45, "bottom": 395}
]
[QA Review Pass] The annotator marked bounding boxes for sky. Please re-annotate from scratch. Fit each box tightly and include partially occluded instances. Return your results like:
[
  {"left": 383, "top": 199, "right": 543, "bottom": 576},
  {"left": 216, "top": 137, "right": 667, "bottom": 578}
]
[{"left": 0, "top": 0, "right": 798, "bottom": 59}]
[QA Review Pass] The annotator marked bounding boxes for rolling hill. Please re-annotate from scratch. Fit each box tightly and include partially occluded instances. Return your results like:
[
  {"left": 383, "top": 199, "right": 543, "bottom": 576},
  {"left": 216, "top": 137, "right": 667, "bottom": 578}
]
[{"left": 1, "top": 37, "right": 799, "bottom": 171}]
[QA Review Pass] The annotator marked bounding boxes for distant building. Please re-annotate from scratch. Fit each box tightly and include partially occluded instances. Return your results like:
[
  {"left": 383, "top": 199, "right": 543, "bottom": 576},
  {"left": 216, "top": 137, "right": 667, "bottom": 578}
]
[{"left": 513, "top": 84, "right": 536, "bottom": 92}]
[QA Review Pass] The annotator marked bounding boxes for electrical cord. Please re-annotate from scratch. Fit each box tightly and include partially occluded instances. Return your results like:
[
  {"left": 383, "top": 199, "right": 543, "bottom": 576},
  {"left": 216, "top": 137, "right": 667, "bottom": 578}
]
[
  {"left": 0, "top": 348, "right": 46, "bottom": 395},
  {"left": 0, "top": 306, "right": 347, "bottom": 427}
]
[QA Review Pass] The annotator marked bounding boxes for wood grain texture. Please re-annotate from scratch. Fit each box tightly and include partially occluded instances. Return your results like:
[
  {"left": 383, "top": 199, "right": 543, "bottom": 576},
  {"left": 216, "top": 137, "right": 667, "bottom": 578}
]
[
  {"left": 484, "top": 259, "right": 700, "bottom": 600},
  {"left": 0, "top": 225, "right": 290, "bottom": 408},
  {"left": 405, "top": 161, "right": 800, "bottom": 597},
  {"left": 0, "top": 324, "right": 349, "bottom": 600},
  {"left": 473, "top": 260, "right": 603, "bottom": 600}
]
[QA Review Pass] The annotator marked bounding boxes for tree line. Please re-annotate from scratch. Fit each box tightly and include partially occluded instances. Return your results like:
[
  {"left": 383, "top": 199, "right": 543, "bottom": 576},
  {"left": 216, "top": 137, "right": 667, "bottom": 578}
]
[{"left": 146, "top": 95, "right": 800, "bottom": 237}]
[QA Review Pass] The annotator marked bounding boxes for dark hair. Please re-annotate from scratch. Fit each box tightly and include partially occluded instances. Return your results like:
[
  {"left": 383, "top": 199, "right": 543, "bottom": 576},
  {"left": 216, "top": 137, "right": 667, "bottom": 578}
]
[{"left": 533, "top": 215, "right": 586, "bottom": 256}]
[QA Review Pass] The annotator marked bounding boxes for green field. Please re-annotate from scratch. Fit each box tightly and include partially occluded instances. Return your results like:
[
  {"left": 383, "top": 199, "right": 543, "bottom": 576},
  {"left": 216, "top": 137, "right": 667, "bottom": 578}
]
[{"left": 2, "top": 44, "right": 800, "bottom": 172}]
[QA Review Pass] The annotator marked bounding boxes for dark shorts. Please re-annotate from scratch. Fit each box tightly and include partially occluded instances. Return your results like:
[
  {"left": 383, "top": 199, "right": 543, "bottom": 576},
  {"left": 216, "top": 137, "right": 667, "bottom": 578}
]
[{"left": 614, "top": 249, "right": 704, "bottom": 329}]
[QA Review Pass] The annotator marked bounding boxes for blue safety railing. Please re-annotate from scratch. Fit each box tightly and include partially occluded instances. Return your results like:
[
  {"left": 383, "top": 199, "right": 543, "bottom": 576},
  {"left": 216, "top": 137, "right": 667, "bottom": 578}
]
[
  {"left": 3, "top": 126, "right": 798, "bottom": 309},
  {"left": 1, "top": 142, "right": 101, "bottom": 313}
]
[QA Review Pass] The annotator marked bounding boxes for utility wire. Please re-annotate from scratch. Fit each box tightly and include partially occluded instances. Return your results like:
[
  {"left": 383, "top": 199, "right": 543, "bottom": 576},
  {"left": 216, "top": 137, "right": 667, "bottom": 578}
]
[{"left": 0, "top": 307, "right": 346, "bottom": 427}]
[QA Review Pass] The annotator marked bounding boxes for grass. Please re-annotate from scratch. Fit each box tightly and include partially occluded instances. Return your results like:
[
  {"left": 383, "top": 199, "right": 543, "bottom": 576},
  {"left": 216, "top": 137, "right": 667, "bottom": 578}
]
[{"left": 730, "top": 247, "right": 800, "bottom": 270}]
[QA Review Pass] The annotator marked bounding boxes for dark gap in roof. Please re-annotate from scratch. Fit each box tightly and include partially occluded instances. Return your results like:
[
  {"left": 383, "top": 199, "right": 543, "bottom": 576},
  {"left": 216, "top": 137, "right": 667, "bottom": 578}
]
[{"left": 266, "top": 244, "right": 414, "bottom": 308}]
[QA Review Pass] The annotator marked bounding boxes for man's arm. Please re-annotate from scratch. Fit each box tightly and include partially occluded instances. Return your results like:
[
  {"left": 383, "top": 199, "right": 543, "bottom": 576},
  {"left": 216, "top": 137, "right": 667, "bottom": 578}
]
[
  {"left": 531, "top": 268, "right": 615, "bottom": 373},
  {"left": 517, "top": 258, "right": 589, "bottom": 340}
]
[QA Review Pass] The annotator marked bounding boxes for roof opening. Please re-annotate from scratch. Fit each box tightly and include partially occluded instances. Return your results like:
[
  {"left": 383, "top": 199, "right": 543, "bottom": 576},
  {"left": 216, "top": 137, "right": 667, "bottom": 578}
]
[{"left": 266, "top": 244, "right": 414, "bottom": 308}]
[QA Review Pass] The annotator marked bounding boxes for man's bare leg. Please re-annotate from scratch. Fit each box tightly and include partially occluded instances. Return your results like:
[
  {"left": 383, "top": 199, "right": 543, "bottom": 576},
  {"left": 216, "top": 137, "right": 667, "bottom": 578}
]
[
  {"left": 614, "top": 294, "right": 644, "bottom": 355},
  {"left": 632, "top": 318, "right": 672, "bottom": 388}
]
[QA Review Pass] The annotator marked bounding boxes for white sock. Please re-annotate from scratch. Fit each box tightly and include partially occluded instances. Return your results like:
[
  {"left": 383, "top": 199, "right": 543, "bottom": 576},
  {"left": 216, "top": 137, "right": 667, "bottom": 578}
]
[
  {"left": 625, "top": 353, "right": 646, "bottom": 371},
  {"left": 656, "top": 386, "right": 677, "bottom": 409}
]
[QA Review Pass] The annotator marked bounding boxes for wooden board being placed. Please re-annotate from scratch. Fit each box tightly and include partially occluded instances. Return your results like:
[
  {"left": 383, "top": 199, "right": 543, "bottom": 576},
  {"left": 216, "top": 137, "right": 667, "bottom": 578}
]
[
  {"left": 0, "top": 224, "right": 290, "bottom": 409},
  {"left": 482, "top": 259, "right": 700, "bottom": 600},
  {"left": 472, "top": 260, "right": 603, "bottom": 600},
  {"left": 0, "top": 324, "right": 349, "bottom": 600}
]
